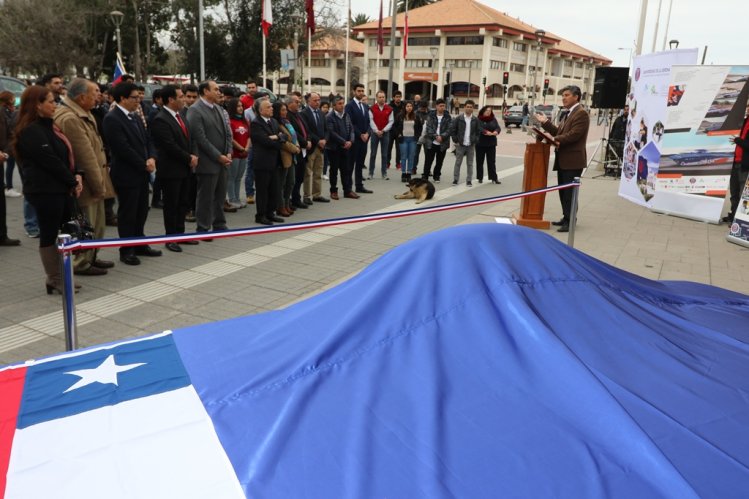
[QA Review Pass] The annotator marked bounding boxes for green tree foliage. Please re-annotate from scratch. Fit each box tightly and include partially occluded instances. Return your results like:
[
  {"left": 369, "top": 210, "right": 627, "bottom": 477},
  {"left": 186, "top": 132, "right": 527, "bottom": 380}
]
[
  {"left": 352, "top": 13, "right": 371, "bottom": 26},
  {"left": 397, "top": 0, "right": 438, "bottom": 13}
]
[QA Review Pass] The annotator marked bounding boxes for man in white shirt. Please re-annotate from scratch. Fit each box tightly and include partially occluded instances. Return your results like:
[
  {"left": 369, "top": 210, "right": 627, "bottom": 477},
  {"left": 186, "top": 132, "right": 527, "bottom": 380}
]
[{"left": 449, "top": 100, "right": 479, "bottom": 186}]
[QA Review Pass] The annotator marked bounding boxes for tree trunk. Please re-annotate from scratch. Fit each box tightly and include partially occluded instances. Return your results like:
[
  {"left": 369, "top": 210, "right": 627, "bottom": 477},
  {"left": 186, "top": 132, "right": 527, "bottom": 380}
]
[
  {"left": 144, "top": 0, "right": 151, "bottom": 78},
  {"left": 132, "top": 0, "right": 142, "bottom": 81}
]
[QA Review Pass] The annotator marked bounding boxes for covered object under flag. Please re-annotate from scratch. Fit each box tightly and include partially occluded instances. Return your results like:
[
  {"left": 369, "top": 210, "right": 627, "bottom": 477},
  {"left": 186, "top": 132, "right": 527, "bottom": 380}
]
[{"left": 1, "top": 224, "right": 748, "bottom": 498}]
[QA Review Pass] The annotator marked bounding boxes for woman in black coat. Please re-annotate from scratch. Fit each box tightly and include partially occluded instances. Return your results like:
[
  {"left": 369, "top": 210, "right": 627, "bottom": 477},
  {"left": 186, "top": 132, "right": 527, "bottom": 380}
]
[
  {"left": 13, "top": 86, "right": 83, "bottom": 294},
  {"left": 476, "top": 105, "right": 501, "bottom": 184}
]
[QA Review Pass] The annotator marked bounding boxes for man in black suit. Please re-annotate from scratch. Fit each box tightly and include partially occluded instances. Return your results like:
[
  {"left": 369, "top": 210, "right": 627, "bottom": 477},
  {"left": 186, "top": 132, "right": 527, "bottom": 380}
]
[
  {"left": 250, "top": 100, "right": 286, "bottom": 225},
  {"left": 344, "top": 83, "right": 373, "bottom": 194},
  {"left": 150, "top": 85, "right": 199, "bottom": 253},
  {"left": 102, "top": 82, "right": 162, "bottom": 265}
]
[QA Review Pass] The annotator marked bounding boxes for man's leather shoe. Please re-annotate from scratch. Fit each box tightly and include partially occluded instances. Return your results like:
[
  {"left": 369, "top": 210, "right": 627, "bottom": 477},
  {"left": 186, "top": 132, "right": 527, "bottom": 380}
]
[
  {"left": 271, "top": 215, "right": 284, "bottom": 223},
  {"left": 151, "top": 201, "right": 163, "bottom": 209},
  {"left": 345, "top": 191, "right": 360, "bottom": 199},
  {"left": 74, "top": 265, "right": 107, "bottom": 276},
  {"left": 557, "top": 225, "right": 570, "bottom": 233},
  {"left": 330, "top": 192, "right": 339, "bottom": 200},
  {"left": 277, "top": 207, "right": 292, "bottom": 217},
  {"left": 165, "top": 242, "right": 182, "bottom": 253},
  {"left": 303, "top": 198, "right": 313, "bottom": 205},
  {"left": 721, "top": 215, "right": 734, "bottom": 223},
  {"left": 292, "top": 200, "right": 308, "bottom": 209},
  {"left": 256, "top": 217, "right": 274, "bottom": 225},
  {"left": 181, "top": 239, "right": 199, "bottom": 245},
  {"left": 355, "top": 188, "right": 373, "bottom": 194},
  {"left": 105, "top": 217, "right": 118, "bottom": 227},
  {"left": 312, "top": 196, "right": 330, "bottom": 203},
  {"left": 184, "top": 211, "right": 196, "bottom": 222},
  {"left": 119, "top": 254, "right": 141, "bottom": 266},
  {"left": 223, "top": 205, "right": 238, "bottom": 213},
  {"left": 551, "top": 218, "right": 567, "bottom": 226},
  {"left": 0, "top": 236, "right": 21, "bottom": 246},
  {"left": 134, "top": 246, "right": 162, "bottom": 257},
  {"left": 92, "top": 259, "right": 115, "bottom": 269}
]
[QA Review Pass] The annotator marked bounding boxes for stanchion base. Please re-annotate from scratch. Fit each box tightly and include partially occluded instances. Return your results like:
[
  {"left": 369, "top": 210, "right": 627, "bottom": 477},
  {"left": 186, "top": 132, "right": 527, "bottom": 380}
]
[{"left": 513, "top": 215, "right": 550, "bottom": 230}]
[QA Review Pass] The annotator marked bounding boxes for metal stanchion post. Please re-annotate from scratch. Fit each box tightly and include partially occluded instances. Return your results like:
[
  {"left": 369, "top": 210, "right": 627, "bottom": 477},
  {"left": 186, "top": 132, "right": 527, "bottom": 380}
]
[
  {"left": 567, "top": 177, "right": 580, "bottom": 248},
  {"left": 57, "top": 234, "right": 78, "bottom": 351}
]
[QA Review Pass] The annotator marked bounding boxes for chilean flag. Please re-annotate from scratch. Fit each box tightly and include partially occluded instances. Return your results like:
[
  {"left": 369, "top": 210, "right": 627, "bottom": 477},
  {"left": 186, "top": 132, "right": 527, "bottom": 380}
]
[
  {"left": 261, "top": 0, "right": 272, "bottom": 37},
  {"left": 112, "top": 52, "right": 126, "bottom": 85}
]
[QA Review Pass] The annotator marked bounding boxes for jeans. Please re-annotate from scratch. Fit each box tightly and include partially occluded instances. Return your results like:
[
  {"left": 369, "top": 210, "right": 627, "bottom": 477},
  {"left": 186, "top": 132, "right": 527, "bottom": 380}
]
[
  {"left": 399, "top": 137, "right": 416, "bottom": 174},
  {"left": 227, "top": 156, "right": 248, "bottom": 204},
  {"left": 4, "top": 156, "right": 15, "bottom": 189},
  {"left": 368, "top": 132, "right": 389, "bottom": 177},
  {"left": 244, "top": 148, "right": 255, "bottom": 197},
  {"left": 423, "top": 147, "right": 446, "bottom": 180},
  {"left": 24, "top": 198, "right": 39, "bottom": 235},
  {"left": 453, "top": 144, "right": 475, "bottom": 183}
]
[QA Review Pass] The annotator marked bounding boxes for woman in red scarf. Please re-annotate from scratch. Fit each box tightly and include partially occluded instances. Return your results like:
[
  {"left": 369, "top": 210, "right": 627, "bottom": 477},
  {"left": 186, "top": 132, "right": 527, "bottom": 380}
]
[{"left": 13, "top": 86, "right": 83, "bottom": 294}]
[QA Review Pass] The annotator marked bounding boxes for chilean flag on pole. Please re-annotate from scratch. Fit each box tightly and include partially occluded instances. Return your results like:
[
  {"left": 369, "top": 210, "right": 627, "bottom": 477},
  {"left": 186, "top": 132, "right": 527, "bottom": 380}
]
[
  {"left": 403, "top": 0, "right": 409, "bottom": 58},
  {"left": 261, "top": 0, "right": 273, "bottom": 37},
  {"left": 112, "top": 52, "right": 126, "bottom": 85}
]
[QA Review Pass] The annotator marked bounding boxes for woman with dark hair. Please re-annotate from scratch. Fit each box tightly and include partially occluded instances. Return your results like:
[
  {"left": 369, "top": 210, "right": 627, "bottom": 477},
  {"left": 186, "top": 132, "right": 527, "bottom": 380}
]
[
  {"left": 392, "top": 101, "right": 421, "bottom": 182},
  {"left": 227, "top": 97, "right": 250, "bottom": 208},
  {"left": 13, "top": 86, "right": 83, "bottom": 294},
  {"left": 476, "top": 105, "right": 501, "bottom": 184},
  {"left": 273, "top": 101, "right": 299, "bottom": 217}
]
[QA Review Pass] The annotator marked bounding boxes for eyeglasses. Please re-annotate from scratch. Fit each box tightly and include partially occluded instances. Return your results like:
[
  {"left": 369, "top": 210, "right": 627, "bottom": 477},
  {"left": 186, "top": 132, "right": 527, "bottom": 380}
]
[{"left": 127, "top": 95, "right": 140, "bottom": 100}]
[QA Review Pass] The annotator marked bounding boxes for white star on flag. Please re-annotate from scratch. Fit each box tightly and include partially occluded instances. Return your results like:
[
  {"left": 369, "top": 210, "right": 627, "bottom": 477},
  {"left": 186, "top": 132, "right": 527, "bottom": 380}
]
[{"left": 63, "top": 354, "right": 146, "bottom": 393}]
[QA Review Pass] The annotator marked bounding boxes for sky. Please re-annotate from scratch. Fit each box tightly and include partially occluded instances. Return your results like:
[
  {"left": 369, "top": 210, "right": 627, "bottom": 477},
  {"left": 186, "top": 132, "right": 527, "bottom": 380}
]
[{"left": 342, "top": 0, "right": 744, "bottom": 68}]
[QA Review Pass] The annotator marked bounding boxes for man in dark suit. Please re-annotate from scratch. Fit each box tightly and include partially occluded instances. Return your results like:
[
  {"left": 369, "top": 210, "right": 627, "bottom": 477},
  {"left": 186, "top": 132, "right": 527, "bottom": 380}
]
[
  {"left": 325, "top": 96, "right": 355, "bottom": 199},
  {"left": 536, "top": 85, "right": 590, "bottom": 233},
  {"left": 102, "top": 82, "right": 162, "bottom": 265},
  {"left": 250, "top": 99, "right": 286, "bottom": 225},
  {"left": 186, "top": 80, "right": 233, "bottom": 235},
  {"left": 288, "top": 91, "right": 311, "bottom": 210},
  {"left": 150, "top": 85, "right": 199, "bottom": 253},
  {"left": 344, "top": 83, "right": 373, "bottom": 194},
  {"left": 300, "top": 92, "right": 329, "bottom": 204}
]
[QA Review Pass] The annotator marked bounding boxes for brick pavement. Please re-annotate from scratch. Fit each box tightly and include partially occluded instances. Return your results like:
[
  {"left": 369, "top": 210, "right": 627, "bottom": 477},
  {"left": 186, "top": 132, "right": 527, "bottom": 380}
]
[{"left": 1, "top": 120, "right": 746, "bottom": 365}]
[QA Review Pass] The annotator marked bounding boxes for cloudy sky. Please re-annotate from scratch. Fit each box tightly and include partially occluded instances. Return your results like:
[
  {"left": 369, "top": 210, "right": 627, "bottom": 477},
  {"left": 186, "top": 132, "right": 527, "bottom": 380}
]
[{"left": 347, "top": 0, "right": 743, "bottom": 68}]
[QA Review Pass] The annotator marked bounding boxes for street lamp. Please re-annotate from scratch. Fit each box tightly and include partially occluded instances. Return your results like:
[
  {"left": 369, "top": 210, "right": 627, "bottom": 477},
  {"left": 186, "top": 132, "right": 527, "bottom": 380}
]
[
  {"left": 669, "top": 39, "right": 679, "bottom": 50},
  {"left": 109, "top": 10, "right": 124, "bottom": 57},
  {"left": 467, "top": 60, "right": 473, "bottom": 99},
  {"left": 429, "top": 47, "right": 438, "bottom": 104},
  {"left": 531, "top": 29, "right": 545, "bottom": 110}
]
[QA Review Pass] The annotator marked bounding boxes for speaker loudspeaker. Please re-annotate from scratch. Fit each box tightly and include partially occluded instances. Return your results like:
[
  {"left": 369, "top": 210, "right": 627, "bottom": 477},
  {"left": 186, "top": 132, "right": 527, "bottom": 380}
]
[{"left": 592, "top": 67, "right": 628, "bottom": 109}]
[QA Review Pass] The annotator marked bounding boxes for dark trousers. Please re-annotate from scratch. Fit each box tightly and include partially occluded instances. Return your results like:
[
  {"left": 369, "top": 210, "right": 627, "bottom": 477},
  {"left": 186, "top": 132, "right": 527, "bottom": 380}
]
[
  {"left": 25, "top": 193, "right": 72, "bottom": 248},
  {"left": 348, "top": 137, "right": 367, "bottom": 190},
  {"left": 422, "top": 147, "right": 446, "bottom": 180},
  {"left": 328, "top": 148, "right": 348, "bottom": 193},
  {"left": 387, "top": 132, "right": 401, "bottom": 166},
  {"left": 557, "top": 168, "right": 583, "bottom": 222},
  {"left": 476, "top": 145, "right": 497, "bottom": 181},
  {"left": 160, "top": 176, "right": 189, "bottom": 235},
  {"left": 114, "top": 179, "right": 150, "bottom": 256},
  {"left": 151, "top": 175, "right": 162, "bottom": 206},
  {"left": 186, "top": 172, "right": 197, "bottom": 211},
  {"left": 195, "top": 169, "right": 227, "bottom": 232},
  {"left": 729, "top": 163, "right": 749, "bottom": 216},
  {"left": 414, "top": 143, "right": 422, "bottom": 169},
  {"left": 292, "top": 153, "right": 307, "bottom": 203},
  {"left": 254, "top": 168, "right": 280, "bottom": 220},
  {"left": 0, "top": 185, "right": 6, "bottom": 239}
]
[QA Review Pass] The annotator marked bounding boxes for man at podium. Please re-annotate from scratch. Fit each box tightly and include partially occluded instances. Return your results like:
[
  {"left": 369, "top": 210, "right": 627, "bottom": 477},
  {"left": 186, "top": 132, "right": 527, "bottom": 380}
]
[{"left": 534, "top": 85, "right": 589, "bottom": 233}]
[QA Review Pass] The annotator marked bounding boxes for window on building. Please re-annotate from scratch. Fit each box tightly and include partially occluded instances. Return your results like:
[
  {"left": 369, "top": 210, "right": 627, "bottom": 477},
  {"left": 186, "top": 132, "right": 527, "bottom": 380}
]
[
  {"left": 512, "top": 42, "right": 527, "bottom": 52},
  {"left": 493, "top": 38, "right": 508, "bottom": 48},
  {"left": 445, "top": 59, "right": 481, "bottom": 69},
  {"left": 336, "top": 60, "right": 345, "bottom": 69},
  {"left": 575, "top": 62, "right": 583, "bottom": 69},
  {"left": 405, "top": 59, "right": 433, "bottom": 68},
  {"left": 368, "top": 38, "right": 401, "bottom": 47},
  {"left": 311, "top": 59, "right": 330, "bottom": 67},
  {"left": 408, "top": 37, "right": 440, "bottom": 46},
  {"left": 489, "top": 60, "right": 506, "bottom": 70},
  {"left": 446, "top": 36, "right": 484, "bottom": 46},
  {"left": 509, "top": 63, "right": 525, "bottom": 73}
]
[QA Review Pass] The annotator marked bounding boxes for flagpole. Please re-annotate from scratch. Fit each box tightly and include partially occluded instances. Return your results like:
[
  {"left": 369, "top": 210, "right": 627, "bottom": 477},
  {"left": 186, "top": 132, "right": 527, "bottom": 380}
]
[
  {"left": 263, "top": 32, "right": 267, "bottom": 89},
  {"left": 387, "top": 0, "right": 396, "bottom": 99},
  {"left": 307, "top": 27, "right": 312, "bottom": 92},
  {"left": 198, "top": 0, "right": 205, "bottom": 81},
  {"left": 345, "top": 0, "right": 351, "bottom": 97}
]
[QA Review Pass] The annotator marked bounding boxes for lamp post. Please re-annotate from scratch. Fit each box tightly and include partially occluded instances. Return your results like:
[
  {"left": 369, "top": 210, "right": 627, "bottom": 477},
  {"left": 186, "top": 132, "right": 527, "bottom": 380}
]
[
  {"left": 429, "top": 46, "right": 438, "bottom": 104},
  {"left": 109, "top": 10, "right": 124, "bottom": 57},
  {"left": 467, "top": 60, "right": 473, "bottom": 99},
  {"left": 531, "top": 29, "right": 545, "bottom": 111},
  {"left": 449, "top": 62, "right": 454, "bottom": 100},
  {"left": 669, "top": 39, "right": 679, "bottom": 50}
]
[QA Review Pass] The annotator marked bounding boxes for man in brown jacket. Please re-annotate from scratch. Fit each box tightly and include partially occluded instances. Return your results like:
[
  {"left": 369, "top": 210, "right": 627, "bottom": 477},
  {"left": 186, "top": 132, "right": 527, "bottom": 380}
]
[
  {"left": 54, "top": 78, "right": 116, "bottom": 274},
  {"left": 535, "top": 85, "right": 589, "bottom": 232}
]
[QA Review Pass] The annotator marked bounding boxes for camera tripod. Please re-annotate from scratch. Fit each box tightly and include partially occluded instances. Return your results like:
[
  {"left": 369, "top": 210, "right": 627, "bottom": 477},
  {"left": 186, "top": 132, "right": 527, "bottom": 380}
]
[{"left": 587, "top": 109, "right": 622, "bottom": 179}]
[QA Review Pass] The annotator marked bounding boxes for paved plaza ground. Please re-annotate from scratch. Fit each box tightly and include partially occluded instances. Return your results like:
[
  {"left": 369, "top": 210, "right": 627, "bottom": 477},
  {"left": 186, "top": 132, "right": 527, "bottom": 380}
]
[{"left": 1, "top": 120, "right": 747, "bottom": 365}]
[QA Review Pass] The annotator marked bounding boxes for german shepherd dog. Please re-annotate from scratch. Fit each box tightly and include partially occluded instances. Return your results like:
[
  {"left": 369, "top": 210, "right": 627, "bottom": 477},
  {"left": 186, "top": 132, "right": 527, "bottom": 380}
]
[{"left": 394, "top": 178, "right": 436, "bottom": 204}]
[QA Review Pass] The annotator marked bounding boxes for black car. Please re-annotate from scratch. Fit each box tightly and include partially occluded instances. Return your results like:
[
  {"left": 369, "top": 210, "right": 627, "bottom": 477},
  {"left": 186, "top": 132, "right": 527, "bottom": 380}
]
[{"left": 503, "top": 105, "right": 524, "bottom": 128}]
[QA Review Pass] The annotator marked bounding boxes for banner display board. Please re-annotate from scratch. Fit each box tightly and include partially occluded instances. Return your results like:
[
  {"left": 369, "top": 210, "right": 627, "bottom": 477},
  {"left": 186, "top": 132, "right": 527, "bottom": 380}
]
[
  {"left": 727, "top": 175, "right": 749, "bottom": 247},
  {"left": 654, "top": 65, "right": 749, "bottom": 222},
  {"left": 618, "top": 49, "right": 699, "bottom": 207}
]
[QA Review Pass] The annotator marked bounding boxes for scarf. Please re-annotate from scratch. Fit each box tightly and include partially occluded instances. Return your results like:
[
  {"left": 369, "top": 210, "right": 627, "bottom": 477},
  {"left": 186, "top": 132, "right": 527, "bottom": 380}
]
[{"left": 52, "top": 124, "right": 75, "bottom": 172}]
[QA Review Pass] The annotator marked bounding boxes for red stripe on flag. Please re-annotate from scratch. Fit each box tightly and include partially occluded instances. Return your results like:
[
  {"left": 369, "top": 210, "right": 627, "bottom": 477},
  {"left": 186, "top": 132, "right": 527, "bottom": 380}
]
[{"left": 0, "top": 367, "right": 26, "bottom": 498}]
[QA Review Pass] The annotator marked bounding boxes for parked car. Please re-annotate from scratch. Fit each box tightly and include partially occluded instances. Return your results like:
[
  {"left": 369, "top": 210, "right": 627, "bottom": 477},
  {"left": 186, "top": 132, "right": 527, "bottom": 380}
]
[
  {"left": 135, "top": 82, "right": 162, "bottom": 107},
  {"left": 503, "top": 105, "right": 524, "bottom": 128},
  {"left": 535, "top": 104, "right": 554, "bottom": 120},
  {"left": 0, "top": 75, "right": 28, "bottom": 106}
]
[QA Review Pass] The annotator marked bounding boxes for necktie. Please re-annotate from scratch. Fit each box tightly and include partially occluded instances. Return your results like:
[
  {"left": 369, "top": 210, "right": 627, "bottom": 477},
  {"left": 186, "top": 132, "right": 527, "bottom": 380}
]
[
  {"left": 314, "top": 109, "right": 319, "bottom": 125},
  {"left": 559, "top": 110, "right": 570, "bottom": 127},
  {"left": 175, "top": 113, "right": 188, "bottom": 137},
  {"left": 359, "top": 102, "right": 364, "bottom": 116}
]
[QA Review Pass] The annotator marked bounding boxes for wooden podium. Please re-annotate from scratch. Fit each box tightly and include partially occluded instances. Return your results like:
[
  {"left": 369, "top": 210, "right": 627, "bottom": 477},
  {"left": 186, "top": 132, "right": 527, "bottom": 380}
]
[{"left": 513, "top": 141, "right": 551, "bottom": 229}]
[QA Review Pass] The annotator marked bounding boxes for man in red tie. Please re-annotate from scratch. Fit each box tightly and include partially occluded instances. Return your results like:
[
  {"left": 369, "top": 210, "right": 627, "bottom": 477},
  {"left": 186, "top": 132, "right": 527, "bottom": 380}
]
[
  {"left": 723, "top": 107, "right": 749, "bottom": 223},
  {"left": 150, "top": 85, "right": 199, "bottom": 252}
]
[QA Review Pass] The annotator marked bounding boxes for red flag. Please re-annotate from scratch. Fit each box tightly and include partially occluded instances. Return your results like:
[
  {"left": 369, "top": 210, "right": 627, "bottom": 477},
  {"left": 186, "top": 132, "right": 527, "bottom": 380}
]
[
  {"left": 261, "top": 0, "right": 273, "bottom": 37},
  {"left": 377, "top": 0, "right": 384, "bottom": 56},
  {"left": 305, "top": 0, "right": 315, "bottom": 35},
  {"left": 403, "top": 0, "right": 409, "bottom": 58}
]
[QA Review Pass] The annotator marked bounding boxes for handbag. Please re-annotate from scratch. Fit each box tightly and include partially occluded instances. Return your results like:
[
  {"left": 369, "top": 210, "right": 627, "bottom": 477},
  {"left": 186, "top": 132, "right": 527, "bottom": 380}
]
[{"left": 62, "top": 197, "right": 95, "bottom": 243}]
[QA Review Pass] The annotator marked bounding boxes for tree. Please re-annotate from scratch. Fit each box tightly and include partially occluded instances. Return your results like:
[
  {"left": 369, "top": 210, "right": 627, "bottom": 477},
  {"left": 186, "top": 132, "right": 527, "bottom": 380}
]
[
  {"left": 397, "top": 0, "right": 437, "bottom": 13},
  {"left": 352, "top": 13, "right": 371, "bottom": 26}
]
